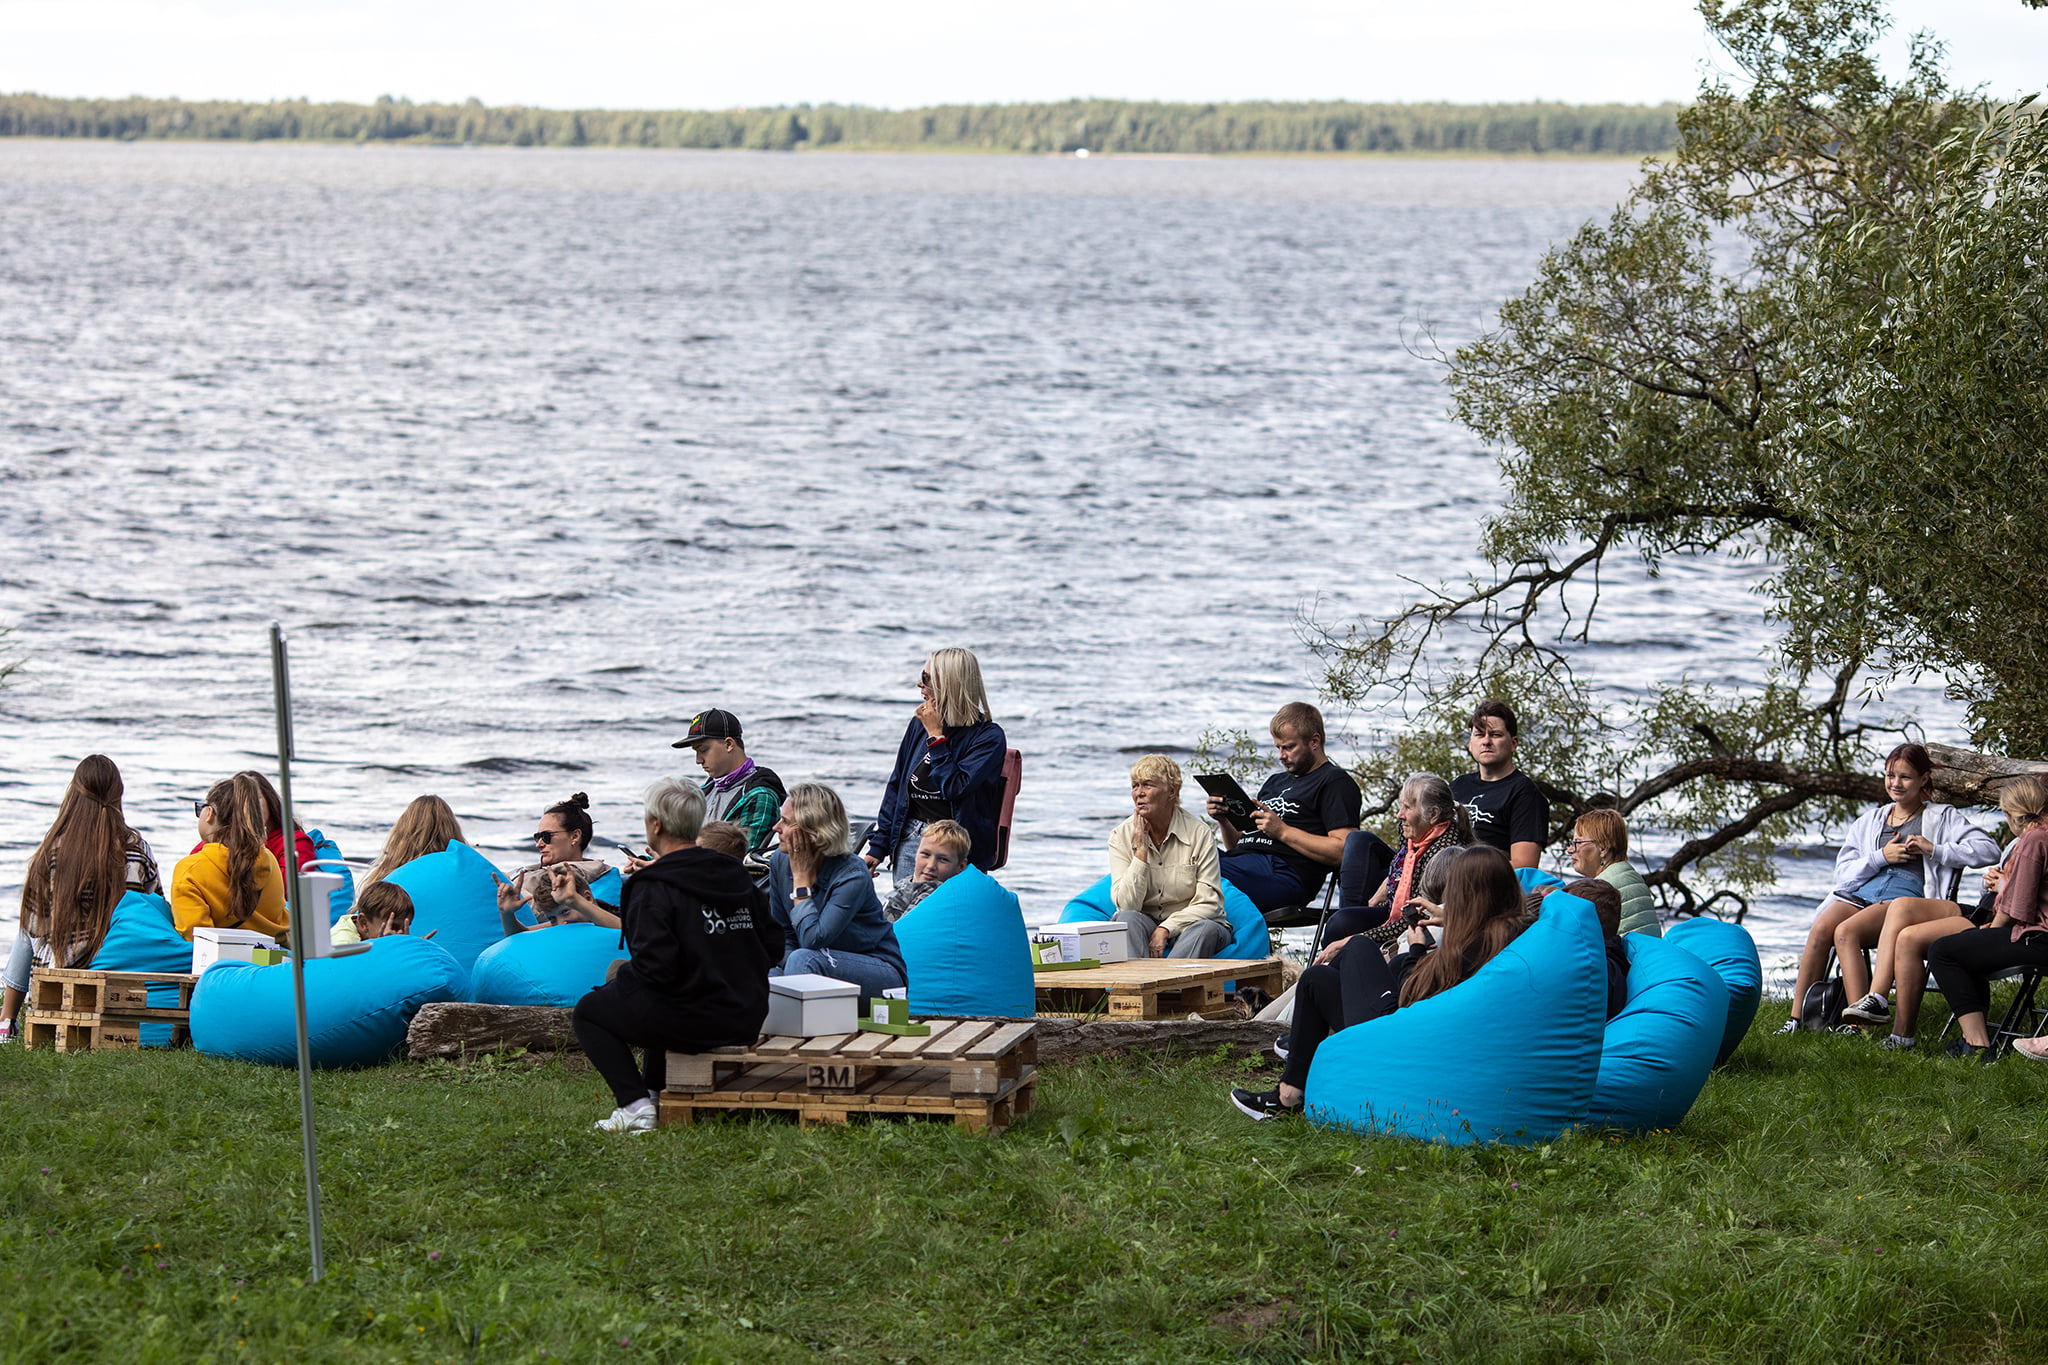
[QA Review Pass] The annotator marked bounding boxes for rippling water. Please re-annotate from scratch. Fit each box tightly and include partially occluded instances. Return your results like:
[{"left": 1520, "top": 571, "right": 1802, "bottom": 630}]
[{"left": 0, "top": 141, "right": 1966, "bottom": 978}]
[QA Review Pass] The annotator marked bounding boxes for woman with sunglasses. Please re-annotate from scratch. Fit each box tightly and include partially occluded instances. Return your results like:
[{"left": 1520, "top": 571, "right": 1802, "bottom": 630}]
[
  {"left": 1565, "top": 808, "right": 1660, "bottom": 937},
  {"left": 172, "top": 773, "right": 290, "bottom": 941},
  {"left": 497, "top": 793, "right": 622, "bottom": 935},
  {"left": 864, "top": 647, "right": 1008, "bottom": 877},
  {"left": 2, "top": 755, "right": 162, "bottom": 1043}
]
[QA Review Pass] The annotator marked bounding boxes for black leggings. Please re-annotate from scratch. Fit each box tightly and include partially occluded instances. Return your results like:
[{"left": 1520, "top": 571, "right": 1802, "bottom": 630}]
[
  {"left": 1281, "top": 938, "right": 1400, "bottom": 1091},
  {"left": 572, "top": 983, "right": 743, "bottom": 1109},
  {"left": 1319, "top": 904, "right": 1392, "bottom": 945},
  {"left": 1927, "top": 926, "right": 2048, "bottom": 1021}
]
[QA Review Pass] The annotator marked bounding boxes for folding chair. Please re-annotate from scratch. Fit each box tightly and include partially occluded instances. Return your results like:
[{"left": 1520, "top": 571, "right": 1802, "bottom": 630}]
[{"left": 990, "top": 749, "right": 1023, "bottom": 872}]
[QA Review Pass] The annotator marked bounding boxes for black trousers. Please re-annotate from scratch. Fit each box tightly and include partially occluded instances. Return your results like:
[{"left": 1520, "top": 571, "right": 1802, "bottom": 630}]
[
  {"left": 1927, "top": 926, "right": 2048, "bottom": 1021},
  {"left": 1281, "top": 937, "right": 1399, "bottom": 1091},
  {"left": 572, "top": 982, "right": 740, "bottom": 1109},
  {"left": 1320, "top": 904, "right": 1392, "bottom": 945}
]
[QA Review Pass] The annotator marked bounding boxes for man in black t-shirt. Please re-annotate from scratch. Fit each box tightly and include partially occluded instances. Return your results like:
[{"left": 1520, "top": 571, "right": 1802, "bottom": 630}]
[
  {"left": 1208, "top": 702, "right": 1362, "bottom": 914},
  {"left": 1450, "top": 700, "right": 1547, "bottom": 869}
]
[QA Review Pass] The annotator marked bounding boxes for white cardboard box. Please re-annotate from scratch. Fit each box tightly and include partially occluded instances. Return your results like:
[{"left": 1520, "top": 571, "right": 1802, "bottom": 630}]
[
  {"left": 763, "top": 974, "right": 860, "bottom": 1037},
  {"left": 1048, "top": 920, "right": 1130, "bottom": 964},
  {"left": 192, "top": 926, "right": 279, "bottom": 975}
]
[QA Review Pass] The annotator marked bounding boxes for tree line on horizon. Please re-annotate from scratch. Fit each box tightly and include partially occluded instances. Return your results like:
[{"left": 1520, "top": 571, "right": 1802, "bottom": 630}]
[{"left": 0, "top": 92, "right": 1681, "bottom": 155}]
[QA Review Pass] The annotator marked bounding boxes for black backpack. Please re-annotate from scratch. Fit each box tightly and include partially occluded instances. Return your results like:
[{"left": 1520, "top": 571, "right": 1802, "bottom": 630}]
[{"left": 1800, "top": 976, "right": 1848, "bottom": 1031}]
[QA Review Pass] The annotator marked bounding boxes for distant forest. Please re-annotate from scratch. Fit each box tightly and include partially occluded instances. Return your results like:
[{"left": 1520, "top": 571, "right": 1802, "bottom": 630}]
[{"left": 0, "top": 93, "right": 1680, "bottom": 156}]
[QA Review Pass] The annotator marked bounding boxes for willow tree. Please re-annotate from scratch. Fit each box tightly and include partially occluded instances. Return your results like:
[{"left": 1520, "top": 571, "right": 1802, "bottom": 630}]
[{"left": 1316, "top": 0, "right": 2048, "bottom": 911}]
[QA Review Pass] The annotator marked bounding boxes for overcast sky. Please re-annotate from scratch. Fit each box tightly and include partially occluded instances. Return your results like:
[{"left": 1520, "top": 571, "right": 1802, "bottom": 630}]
[{"left": 2, "top": 0, "right": 2040, "bottom": 109}]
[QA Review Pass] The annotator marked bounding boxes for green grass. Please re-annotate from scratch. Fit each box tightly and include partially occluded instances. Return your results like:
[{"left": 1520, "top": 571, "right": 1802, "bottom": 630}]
[{"left": 3, "top": 1015, "right": 2045, "bottom": 1364}]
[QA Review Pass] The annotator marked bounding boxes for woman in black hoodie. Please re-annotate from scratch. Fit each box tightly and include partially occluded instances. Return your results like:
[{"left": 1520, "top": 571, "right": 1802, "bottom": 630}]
[{"left": 573, "top": 777, "right": 781, "bottom": 1133}]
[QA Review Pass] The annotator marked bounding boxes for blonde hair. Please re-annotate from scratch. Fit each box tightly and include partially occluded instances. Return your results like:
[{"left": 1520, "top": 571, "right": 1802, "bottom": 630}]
[
  {"left": 919, "top": 819, "right": 972, "bottom": 863},
  {"left": 926, "top": 647, "right": 993, "bottom": 729},
  {"left": 1573, "top": 808, "right": 1629, "bottom": 863},
  {"left": 2001, "top": 776, "right": 2048, "bottom": 832},
  {"left": 362, "top": 795, "right": 465, "bottom": 888},
  {"left": 1128, "top": 755, "right": 1183, "bottom": 800},
  {"left": 785, "top": 782, "right": 854, "bottom": 858}
]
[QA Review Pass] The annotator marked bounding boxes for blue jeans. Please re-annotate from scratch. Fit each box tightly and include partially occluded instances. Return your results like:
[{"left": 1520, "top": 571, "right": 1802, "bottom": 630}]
[
  {"left": 1219, "top": 850, "right": 1316, "bottom": 914},
  {"left": 1851, "top": 865, "right": 1925, "bottom": 905},
  {"left": 3, "top": 933, "right": 32, "bottom": 994},
  {"left": 773, "top": 948, "right": 906, "bottom": 1013},
  {"left": 890, "top": 819, "right": 930, "bottom": 879}
]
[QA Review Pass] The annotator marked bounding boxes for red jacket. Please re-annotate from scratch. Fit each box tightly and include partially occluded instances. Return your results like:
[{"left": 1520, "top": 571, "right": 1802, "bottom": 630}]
[{"left": 190, "top": 828, "right": 318, "bottom": 873}]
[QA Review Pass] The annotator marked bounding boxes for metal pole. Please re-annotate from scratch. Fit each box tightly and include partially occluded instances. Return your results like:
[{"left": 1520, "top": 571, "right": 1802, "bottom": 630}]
[{"left": 270, "top": 622, "right": 325, "bottom": 1281}]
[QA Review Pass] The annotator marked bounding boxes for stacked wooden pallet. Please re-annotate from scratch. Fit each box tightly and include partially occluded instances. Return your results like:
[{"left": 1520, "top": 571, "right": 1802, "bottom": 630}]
[
  {"left": 23, "top": 967, "right": 198, "bottom": 1053},
  {"left": 660, "top": 1018, "right": 1038, "bottom": 1133},
  {"left": 1033, "top": 957, "right": 1286, "bottom": 1020}
]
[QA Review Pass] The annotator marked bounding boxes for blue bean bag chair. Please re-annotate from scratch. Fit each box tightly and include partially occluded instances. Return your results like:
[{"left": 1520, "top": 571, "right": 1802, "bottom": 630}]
[
  {"left": 383, "top": 842, "right": 509, "bottom": 973},
  {"left": 190, "top": 935, "right": 468, "bottom": 1068},
  {"left": 1586, "top": 934, "right": 1728, "bottom": 1132},
  {"left": 894, "top": 866, "right": 1035, "bottom": 1018},
  {"left": 304, "top": 829, "right": 356, "bottom": 924},
  {"left": 1059, "top": 875, "right": 1269, "bottom": 961},
  {"left": 88, "top": 891, "right": 196, "bottom": 1047},
  {"left": 1304, "top": 891, "right": 1608, "bottom": 1145},
  {"left": 1516, "top": 867, "right": 1566, "bottom": 897},
  {"left": 1664, "top": 916, "right": 1763, "bottom": 1067},
  {"left": 470, "top": 924, "right": 629, "bottom": 1007}
]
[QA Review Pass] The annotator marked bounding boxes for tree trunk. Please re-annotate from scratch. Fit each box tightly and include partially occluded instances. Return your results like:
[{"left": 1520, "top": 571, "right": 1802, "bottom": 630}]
[
  {"left": 404, "top": 1002, "right": 1284, "bottom": 1066},
  {"left": 1928, "top": 742, "right": 2048, "bottom": 805}
]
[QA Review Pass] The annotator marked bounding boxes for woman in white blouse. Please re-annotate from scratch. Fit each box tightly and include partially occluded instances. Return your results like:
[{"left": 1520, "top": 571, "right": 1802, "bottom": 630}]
[{"left": 1109, "top": 755, "right": 1231, "bottom": 959}]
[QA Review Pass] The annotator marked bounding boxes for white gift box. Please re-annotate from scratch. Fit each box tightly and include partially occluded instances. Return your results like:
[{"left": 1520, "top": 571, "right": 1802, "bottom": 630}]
[
  {"left": 191, "top": 926, "right": 279, "bottom": 975},
  {"left": 763, "top": 974, "right": 860, "bottom": 1038},
  {"left": 1047, "top": 920, "right": 1129, "bottom": 964}
]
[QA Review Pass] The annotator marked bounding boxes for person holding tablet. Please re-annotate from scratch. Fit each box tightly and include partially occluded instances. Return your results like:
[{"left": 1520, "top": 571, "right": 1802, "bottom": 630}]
[{"left": 1207, "top": 703, "right": 1361, "bottom": 914}]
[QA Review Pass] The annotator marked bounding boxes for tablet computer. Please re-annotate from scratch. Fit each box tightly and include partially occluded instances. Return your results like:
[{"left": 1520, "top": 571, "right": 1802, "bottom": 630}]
[{"left": 1194, "top": 772, "right": 1264, "bottom": 826}]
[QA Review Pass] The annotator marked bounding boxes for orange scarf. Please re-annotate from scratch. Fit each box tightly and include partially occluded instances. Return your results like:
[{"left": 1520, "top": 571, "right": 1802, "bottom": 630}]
[{"left": 1391, "top": 821, "right": 1451, "bottom": 914}]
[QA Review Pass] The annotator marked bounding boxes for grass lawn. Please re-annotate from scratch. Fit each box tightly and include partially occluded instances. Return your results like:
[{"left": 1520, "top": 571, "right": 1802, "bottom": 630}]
[{"left": 3, "top": 1013, "right": 2045, "bottom": 1364}]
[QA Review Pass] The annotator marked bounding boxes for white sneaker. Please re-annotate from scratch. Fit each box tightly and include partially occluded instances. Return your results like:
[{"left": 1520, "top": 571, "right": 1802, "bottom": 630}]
[{"left": 594, "top": 1100, "right": 657, "bottom": 1134}]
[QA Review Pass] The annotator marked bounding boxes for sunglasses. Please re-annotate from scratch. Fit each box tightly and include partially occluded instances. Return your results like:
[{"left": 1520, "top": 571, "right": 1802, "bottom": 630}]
[
  {"left": 532, "top": 830, "right": 559, "bottom": 846},
  {"left": 193, "top": 799, "right": 210, "bottom": 818},
  {"left": 919, "top": 671, "right": 931, "bottom": 687}
]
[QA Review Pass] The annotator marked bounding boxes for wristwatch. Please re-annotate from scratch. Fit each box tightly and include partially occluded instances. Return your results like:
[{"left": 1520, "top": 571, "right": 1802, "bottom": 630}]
[{"left": 792, "top": 887, "right": 813, "bottom": 902}]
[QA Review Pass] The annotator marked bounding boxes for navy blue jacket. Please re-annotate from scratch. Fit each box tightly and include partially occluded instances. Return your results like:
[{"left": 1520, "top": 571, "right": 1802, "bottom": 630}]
[
  {"left": 767, "top": 850, "right": 905, "bottom": 979},
  {"left": 867, "top": 717, "right": 1009, "bottom": 871}
]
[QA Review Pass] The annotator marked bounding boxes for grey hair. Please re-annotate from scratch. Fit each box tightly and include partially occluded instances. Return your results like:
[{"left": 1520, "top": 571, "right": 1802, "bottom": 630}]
[
  {"left": 1399, "top": 772, "right": 1460, "bottom": 829},
  {"left": 786, "top": 781, "right": 853, "bottom": 858},
  {"left": 643, "top": 777, "right": 707, "bottom": 842}
]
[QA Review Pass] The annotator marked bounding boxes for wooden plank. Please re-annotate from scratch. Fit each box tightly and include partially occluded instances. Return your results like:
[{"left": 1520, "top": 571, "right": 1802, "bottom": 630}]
[
  {"left": 962, "top": 1022, "right": 1036, "bottom": 1061},
  {"left": 753, "top": 1035, "right": 805, "bottom": 1056},
  {"left": 837, "top": 1032, "right": 894, "bottom": 1059},
  {"left": 926, "top": 1020, "right": 997, "bottom": 1057},
  {"left": 24, "top": 1005, "right": 192, "bottom": 1024},
  {"left": 879, "top": 1027, "right": 941, "bottom": 1058},
  {"left": 796, "top": 1034, "right": 851, "bottom": 1058}
]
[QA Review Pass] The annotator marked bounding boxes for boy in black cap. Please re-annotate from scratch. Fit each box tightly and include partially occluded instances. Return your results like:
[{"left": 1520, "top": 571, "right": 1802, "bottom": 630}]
[{"left": 673, "top": 708, "right": 785, "bottom": 855}]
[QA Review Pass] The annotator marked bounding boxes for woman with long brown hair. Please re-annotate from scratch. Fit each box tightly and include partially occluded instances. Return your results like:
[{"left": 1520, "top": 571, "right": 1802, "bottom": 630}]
[
  {"left": 1231, "top": 845, "right": 1528, "bottom": 1120},
  {"left": 170, "top": 772, "right": 289, "bottom": 941},
  {"left": 2, "top": 755, "right": 162, "bottom": 1040},
  {"left": 360, "top": 795, "right": 465, "bottom": 889}
]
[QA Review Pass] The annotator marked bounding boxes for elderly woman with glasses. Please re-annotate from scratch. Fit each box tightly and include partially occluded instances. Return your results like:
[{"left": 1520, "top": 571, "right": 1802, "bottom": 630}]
[
  {"left": 864, "top": 647, "right": 1009, "bottom": 877},
  {"left": 1565, "top": 809, "right": 1660, "bottom": 937},
  {"left": 497, "top": 792, "right": 622, "bottom": 935}
]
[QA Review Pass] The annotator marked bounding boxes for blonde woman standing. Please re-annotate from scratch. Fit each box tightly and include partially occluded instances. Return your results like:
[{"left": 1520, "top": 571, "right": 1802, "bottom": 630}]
[
  {"left": 865, "top": 647, "right": 1009, "bottom": 874},
  {"left": 1109, "top": 755, "right": 1230, "bottom": 958}
]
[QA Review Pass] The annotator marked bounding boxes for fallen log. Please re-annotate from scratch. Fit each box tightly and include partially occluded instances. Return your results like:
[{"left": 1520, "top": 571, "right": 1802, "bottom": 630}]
[
  {"left": 406, "top": 1001, "right": 1283, "bottom": 1065},
  {"left": 1928, "top": 742, "right": 2048, "bottom": 805}
]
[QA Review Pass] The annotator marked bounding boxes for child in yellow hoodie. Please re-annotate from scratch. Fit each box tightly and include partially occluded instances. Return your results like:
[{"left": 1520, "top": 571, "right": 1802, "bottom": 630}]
[{"left": 173, "top": 773, "right": 291, "bottom": 942}]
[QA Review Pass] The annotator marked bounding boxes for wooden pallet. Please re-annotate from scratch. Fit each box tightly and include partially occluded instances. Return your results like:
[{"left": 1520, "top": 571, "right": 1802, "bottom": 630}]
[
  {"left": 22, "top": 967, "right": 198, "bottom": 1053},
  {"left": 661, "top": 1018, "right": 1038, "bottom": 1133},
  {"left": 1032, "top": 957, "right": 1285, "bottom": 1020}
]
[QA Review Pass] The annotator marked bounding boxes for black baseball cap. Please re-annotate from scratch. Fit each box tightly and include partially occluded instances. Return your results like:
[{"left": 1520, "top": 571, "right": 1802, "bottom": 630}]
[{"left": 672, "top": 708, "right": 743, "bottom": 748}]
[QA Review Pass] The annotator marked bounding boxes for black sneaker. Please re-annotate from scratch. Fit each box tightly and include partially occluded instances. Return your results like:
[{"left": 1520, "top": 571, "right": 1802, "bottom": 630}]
[
  {"left": 1775, "top": 1018, "right": 1801, "bottom": 1036},
  {"left": 1272, "top": 1037, "right": 1290, "bottom": 1063},
  {"left": 1230, "top": 1087, "right": 1299, "bottom": 1121},
  {"left": 1941, "top": 1038, "right": 1988, "bottom": 1061},
  {"left": 1841, "top": 993, "right": 1892, "bottom": 1025}
]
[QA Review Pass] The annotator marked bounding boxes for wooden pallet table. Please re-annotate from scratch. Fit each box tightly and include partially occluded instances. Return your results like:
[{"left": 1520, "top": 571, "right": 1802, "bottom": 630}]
[
  {"left": 1032, "top": 957, "right": 1285, "bottom": 1020},
  {"left": 23, "top": 967, "right": 198, "bottom": 1053},
  {"left": 659, "top": 1018, "right": 1038, "bottom": 1133}
]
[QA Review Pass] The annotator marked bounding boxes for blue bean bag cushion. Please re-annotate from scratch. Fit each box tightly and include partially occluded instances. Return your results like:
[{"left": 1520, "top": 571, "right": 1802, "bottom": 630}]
[
  {"left": 1664, "top": 917, "right": 1763, "bottom": 1067},
  {"left": 1516, "top": 867, "right": 1566, "bottom": 897},
  {"left": 1059, "top": 875, "right": 1269, "bottom": 961},
  {"left": 384, "top": 842, "right": 509, "bottom": 973},
  {"left": 89, "top": 891, "right": 195, "bottom": 1047},
  {"left": 1305, "top": 891, "right": 1608, "bottom": 1145},
  {"left": 190, "top": 935, "right": 468, "bottom": 1068},
  {"left": 893, "top": 866, "right": 1035, "bottom": 1018},
  {"left": 305, "top": 829, "right": 356, "bottom": 924},
  {"left": 471, "top": 924, "right": 629, "bottom": 1007},
  {"left": 1586, "top": 934, "right": 1728, "bottom": 1132}
]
